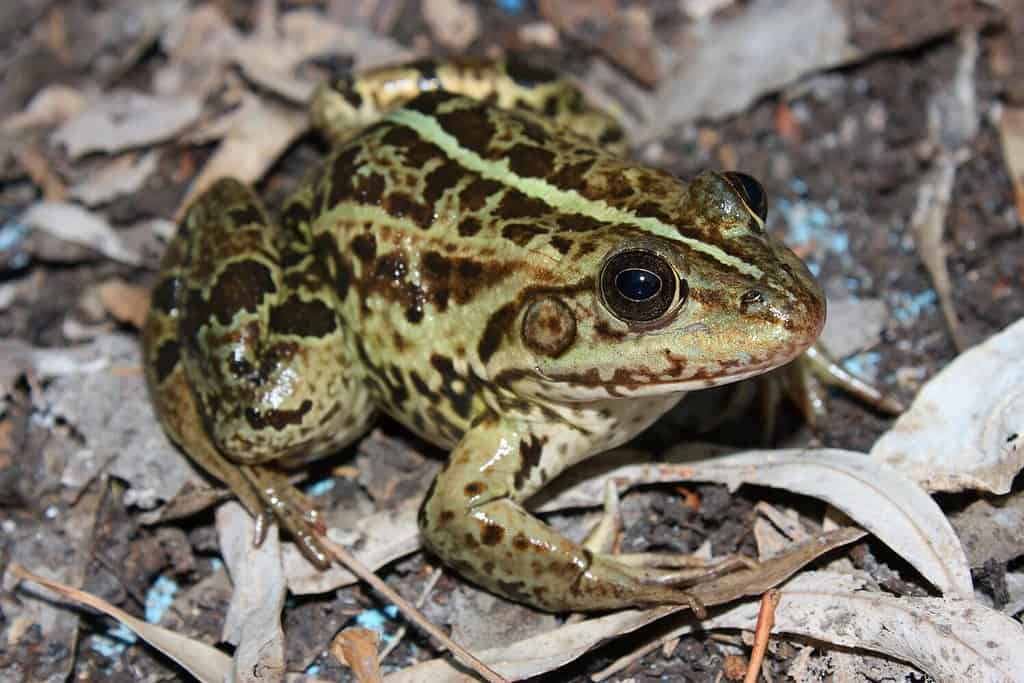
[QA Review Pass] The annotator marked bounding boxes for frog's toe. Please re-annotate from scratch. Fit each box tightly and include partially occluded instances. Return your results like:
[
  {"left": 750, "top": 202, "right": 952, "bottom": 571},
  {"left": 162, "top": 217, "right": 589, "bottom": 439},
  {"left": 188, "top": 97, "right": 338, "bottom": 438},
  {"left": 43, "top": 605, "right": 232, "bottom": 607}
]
[{"left": 240, "top": 465, "right": 332, "bottom": 569}]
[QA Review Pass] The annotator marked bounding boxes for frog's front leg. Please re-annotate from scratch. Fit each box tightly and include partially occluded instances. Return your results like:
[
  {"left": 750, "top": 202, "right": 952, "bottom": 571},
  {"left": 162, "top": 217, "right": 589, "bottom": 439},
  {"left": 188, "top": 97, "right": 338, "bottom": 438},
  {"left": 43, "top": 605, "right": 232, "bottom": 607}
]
[
  {"left": 418, "top": 416, "right": 704, "bottom": 613},
  {"left": 144, "top": 179, "right": 375, "bottom": 568}
]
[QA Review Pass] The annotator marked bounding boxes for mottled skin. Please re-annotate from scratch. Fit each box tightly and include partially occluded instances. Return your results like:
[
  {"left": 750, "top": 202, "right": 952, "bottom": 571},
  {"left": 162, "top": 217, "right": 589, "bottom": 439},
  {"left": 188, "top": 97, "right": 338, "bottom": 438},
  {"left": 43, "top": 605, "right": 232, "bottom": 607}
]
[{"left": 143, "top": 58, "right": 825, "bottom": 612}]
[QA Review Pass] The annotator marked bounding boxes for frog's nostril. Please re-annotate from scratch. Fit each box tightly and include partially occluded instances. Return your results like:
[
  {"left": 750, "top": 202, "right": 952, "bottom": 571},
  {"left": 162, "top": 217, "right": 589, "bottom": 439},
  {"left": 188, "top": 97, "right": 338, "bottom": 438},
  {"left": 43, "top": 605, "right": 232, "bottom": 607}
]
[{"left": 739, "top": 289, "right": 763, "bottom": 312}]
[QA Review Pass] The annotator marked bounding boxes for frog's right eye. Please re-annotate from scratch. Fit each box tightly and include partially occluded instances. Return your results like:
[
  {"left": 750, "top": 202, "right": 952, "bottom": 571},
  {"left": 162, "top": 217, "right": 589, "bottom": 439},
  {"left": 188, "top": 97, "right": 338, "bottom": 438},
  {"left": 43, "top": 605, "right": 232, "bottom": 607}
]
[{"left": 600, "top": 250, "right": 684, "bottom": 323}]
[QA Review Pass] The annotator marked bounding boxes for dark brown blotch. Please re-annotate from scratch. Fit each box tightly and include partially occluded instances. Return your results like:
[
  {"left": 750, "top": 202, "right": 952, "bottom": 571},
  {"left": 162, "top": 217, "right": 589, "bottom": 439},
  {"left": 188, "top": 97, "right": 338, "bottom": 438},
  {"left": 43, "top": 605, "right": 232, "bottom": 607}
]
[
  {"left": 505, "top": 57, "right": 558, "bottom": 87},
  {"left": 512, "top": 532, "right": 530, "bottom": 551},
  {"left": 506, "top": 143, "right": 555, "bottom": 178},
  {"left": 477, "top": 301, "right": 518, "bottom": 363},
  {"left": 268, "top": 297, "right": 338, "bottom": 337},
  {"left": 383, "top": 192, "right": 434, "bottom": 229},
  {"left": 556, "top": 213, "right": 603, "bottom": 232},
  {"left": 464, "top": 481, "right": 486, "bottom": 497},
  {"left": 351, "top": 233, "right": 376, "bottom": 263},
  {"left": 502, "top": 222, "right": 547, "bottom": 247},
  {"left": 437, "top": 105, "right": 497, "bottom": 156},
  {"left": 458, "top": 216, "right": 483, "bottom": 237},
  {"left": 153, "top": 340, "right": 181, "bottom": 383},
  {"left": 496, "top": 189, "right": 550, "bottom": 220},
  {"left": 480, "top": 521, "right": 505, "bottom": 546},
  {"left": 227, "top": 204, "right": 265, "bottom": 228},
  {"left": 244, "top": 399, "right": 313, "bottom": 431},
  {"left": 423, "top": 160, "right": 464, "bottom": 204},
  {"left": 514, "top": 434, "right": 545, "bottom": 490},
  {"left": 460, "top": 178, "right": 503, "bottom": 211},
  {"left": 150, "top": 276, "right": 179, "bottom": 315},
  {"left": 208, "top": 260, "right": 277, "bottom": 325}
]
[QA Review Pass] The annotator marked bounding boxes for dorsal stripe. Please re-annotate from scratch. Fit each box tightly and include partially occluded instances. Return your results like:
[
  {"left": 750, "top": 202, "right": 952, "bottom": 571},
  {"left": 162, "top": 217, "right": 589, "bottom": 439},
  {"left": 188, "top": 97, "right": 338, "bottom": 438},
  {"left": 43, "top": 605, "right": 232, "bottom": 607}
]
[{"left": 389, "top": 108, "right": 764, "bottom": 279}]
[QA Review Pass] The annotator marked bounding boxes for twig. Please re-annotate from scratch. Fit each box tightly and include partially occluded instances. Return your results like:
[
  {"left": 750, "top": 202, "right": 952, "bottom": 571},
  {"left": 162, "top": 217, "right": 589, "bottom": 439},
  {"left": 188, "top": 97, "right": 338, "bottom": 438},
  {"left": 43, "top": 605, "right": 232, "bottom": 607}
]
[
  {"left": 320, "top": 536, "right": 507, "bottom": 683},
  {"left": 743, "top": 590, "right": 780, "bottom": 683},
  {"left": 378, "top": 566, "right": 444, "bottom": 662}
]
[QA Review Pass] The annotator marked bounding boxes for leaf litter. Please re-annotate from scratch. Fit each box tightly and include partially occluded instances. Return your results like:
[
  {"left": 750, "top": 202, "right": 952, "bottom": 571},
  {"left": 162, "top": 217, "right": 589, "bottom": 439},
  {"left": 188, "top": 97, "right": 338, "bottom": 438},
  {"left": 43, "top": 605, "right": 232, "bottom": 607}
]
[{"left": 2, "top": 1, "right": 1023, "bottom": 682}]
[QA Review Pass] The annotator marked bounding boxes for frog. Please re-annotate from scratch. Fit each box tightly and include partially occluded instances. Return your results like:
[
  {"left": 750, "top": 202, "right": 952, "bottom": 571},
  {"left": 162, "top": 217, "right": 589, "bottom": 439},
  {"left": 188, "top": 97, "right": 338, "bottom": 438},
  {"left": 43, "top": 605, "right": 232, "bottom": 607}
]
[{"left": 142, "top": 57, "right": 826, "bottom": 612}]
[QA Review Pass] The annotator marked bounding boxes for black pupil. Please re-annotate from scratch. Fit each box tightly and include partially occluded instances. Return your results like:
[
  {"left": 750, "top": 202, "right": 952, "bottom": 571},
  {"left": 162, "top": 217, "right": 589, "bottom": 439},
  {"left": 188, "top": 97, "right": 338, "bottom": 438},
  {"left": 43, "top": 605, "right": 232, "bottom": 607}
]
[{"left": 615, "top": 268, "right": 661, "bottom": 301}]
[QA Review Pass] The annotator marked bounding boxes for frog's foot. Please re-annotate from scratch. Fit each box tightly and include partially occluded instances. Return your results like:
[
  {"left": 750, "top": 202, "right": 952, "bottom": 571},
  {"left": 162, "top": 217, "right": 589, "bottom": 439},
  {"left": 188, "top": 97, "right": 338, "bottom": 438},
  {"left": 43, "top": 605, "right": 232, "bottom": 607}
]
[
  {"left": 801, "top": 344, "right": 905, "bottom": 418},
  {"left": 419, "top": 421, "right": 713, "bottom": 614},
  {"left": 240, "top": 465, "right": 331, "bottom": 569}
]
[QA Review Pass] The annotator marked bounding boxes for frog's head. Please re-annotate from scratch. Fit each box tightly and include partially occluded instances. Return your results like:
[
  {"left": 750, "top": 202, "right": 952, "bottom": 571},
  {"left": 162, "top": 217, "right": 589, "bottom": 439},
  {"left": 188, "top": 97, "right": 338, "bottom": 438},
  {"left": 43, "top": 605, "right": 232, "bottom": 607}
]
[{"left": 508, "top": 170, "right": 825, "bottom": 401}]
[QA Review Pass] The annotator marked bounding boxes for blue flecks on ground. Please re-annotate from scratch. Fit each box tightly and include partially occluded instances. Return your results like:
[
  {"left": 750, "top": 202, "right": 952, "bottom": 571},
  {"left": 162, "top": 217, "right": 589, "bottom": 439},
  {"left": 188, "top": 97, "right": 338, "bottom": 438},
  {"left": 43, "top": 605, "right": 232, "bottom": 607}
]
[
  {"left": 497, "top": 0, "right": 524, "bottom": 12},
  {"left": 891, "top": 289, "right": 937, "bottom": 322},
  {"left": 355, "top": 604, "right": 400, "bottom": 643},
  {"left": 145, "top": 575, "right": 178, "bottom": 624},
  {"left": 305, "top": 478, "right": 336, "bottom": 497},
  {"left": 89, "top": 622, "right": 138, "bottom": 657},
  {"left": 774, "top": 197, "right": 852, "bottom": 278},
  {"left": 843, "top": 350, "right": 881, "bottom": 378},
  {"left": 789, "top": 177, "right": 809, "bottom": 196},
  {"left": 0, "top": 218, "right": 30, "bottom": 269}
]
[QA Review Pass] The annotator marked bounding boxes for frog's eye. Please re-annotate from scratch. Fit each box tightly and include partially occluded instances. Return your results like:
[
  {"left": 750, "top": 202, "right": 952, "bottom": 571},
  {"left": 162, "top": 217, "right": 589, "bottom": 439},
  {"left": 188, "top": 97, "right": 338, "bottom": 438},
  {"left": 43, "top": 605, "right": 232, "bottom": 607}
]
[
  {"left": 600, "top": 250, "right": 684, "bottom": 323},
  {"left": 722, "top": 172, "right": 768, "bottom": 225}
]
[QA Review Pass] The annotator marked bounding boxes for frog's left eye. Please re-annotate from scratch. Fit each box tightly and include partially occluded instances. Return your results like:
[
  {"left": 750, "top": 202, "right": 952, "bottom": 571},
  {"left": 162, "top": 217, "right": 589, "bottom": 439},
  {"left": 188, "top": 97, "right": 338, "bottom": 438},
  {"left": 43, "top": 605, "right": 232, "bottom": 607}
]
[
  {"left": 723, "top": 172, "right": 768, "bottom": 225},
  {"left": 600, "top": 250, "right": 684, "bottom": 323}
]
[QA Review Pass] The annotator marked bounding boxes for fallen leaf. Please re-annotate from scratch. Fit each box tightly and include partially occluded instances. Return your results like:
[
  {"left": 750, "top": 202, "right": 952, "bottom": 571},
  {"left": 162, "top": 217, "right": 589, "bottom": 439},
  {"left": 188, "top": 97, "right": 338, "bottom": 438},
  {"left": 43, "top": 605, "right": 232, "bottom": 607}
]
[
  {"left": 1, "top": 84, "right": 86, "bottom": 131},
  {"left": 332, "top": 627, "right": 383, "bottom": 683},
  {"left": 176, "top": 95, "right": 308, "bottom": 218},
  {"left": 52, "top": 90, "right": 201, "bottom": 158},
  {"left": 385, "top": 529, "right": 863, "bottom": 682},
  {"left": 871, "top": 317, "right": 1024, "bottom": 495},
  {"left": 21, "top": 202, "right": 143, "bottom": 265},
  {"left": 998, "top": 105, "right": 1024, "bottom": 223},
  {"left": 218, "top": 503, "right": 287, "bottom": 683},
  {"left": 13, "top": 146, "right": 66, "bottom": 201},
  {"left": 598, "top": 571, "right": 1024, "bottom": 683},
  {"left": 535, "top": 446, "right": 972, "bottom": 599},
  {"left": 423, "top": 0, "right": 480, "bottom": 51},
  {"left": 9, "top": 565, "right": 233, "bottom": 683},
  {"left": 97, "top": 279, "right": 151, "bottom": 329},
  {"left": 68, "top": 152, "right": 159, "bottom": 207}
]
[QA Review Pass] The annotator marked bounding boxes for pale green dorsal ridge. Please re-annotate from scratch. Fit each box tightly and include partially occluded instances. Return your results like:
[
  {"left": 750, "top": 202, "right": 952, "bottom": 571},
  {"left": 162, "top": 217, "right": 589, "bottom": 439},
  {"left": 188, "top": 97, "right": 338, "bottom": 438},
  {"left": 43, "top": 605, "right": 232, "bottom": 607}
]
[{"left": 390, "top": 108, "right": 764, "bottom": 279}]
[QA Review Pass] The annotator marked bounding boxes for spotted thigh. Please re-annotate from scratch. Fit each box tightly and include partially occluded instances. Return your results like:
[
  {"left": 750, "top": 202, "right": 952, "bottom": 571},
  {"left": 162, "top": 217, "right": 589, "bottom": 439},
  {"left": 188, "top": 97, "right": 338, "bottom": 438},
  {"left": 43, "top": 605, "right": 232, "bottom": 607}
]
[{"left": 151, "top": 178, "right": 374, "bottom": 465}]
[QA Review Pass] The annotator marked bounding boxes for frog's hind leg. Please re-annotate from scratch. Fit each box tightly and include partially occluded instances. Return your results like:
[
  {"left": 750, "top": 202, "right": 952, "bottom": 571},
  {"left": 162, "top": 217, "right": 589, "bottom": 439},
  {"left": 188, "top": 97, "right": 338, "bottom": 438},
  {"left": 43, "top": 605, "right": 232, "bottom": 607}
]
[
  {"left": 418, "top": 416, "right": 706, "bottom": 613},
  {"left": 144, "top": 178, "right": 374, "bottom": 569},
  {"left": 311, "top": 57, "right": 626, "bottom": 154}
]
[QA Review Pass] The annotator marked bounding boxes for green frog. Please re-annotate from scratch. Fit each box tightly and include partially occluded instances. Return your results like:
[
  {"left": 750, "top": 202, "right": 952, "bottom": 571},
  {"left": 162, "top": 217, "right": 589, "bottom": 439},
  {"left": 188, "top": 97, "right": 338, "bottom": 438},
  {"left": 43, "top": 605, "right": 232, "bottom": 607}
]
[{"left": 143, "top": 58, "right": 825, "bottom": 612}]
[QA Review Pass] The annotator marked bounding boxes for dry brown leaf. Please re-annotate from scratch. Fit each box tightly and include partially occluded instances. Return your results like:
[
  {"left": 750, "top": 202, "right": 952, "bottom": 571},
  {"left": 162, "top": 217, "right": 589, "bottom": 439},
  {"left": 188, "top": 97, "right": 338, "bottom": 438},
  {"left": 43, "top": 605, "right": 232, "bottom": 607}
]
[
  {"left": 998, "top": 105, "right": 1024, "bottom": 223},
  {"left": 332, "top": 627, "right": 383, "bottom": 683},
  {"left": 423, "top": 0, "right": 480, "bottom": 51},
  {"left": 1, "top": 84, "right": 86, "bottom": 131},
  {"left": 871, "top": 316, "right": 1024, "bottom": 495},
  {"left": 537, "top": 446, "right": 972, "bottom": 599},
  {"left": 21, "top": 202, "right": 142, "bottom": 265},
  {"left": 385, "top": 529, "right": 863, "bottom": 682},
  {"left": 13, "top": 146, "right": 66, "bottom": 201},
  {"left": 538, "top": 0, "right": 659, "bottom": 87},
  {"left": 176, "top": 95, "right": 308, "bottom": 219},
  {"left": 9, "top": 565, "right": 233, "bottom": 683},
  {"left": 218, "top": 503, "right": 287, "bottom": 683},
  {"left": 52, "top": 90, "right": 201, "bottom": 158},
  {"left": 68, "top": 152, "right": 159, "bottom": 207},
  {"left": 97, "top": 279, "right": 151, "bottom": 329}
]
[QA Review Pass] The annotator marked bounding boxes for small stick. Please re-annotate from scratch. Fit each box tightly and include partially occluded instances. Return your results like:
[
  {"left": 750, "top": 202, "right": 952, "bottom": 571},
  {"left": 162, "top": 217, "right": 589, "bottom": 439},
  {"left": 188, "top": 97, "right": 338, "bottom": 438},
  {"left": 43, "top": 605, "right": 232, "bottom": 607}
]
[
  {"left": 320, "top": 537, "right": 508, "bottom": 683},
  {"left": 378, "top": 566, "right": 444, "bottom": 662},
  {"left": 744, "top": 589, "right": 780, "bottom": 683}
]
